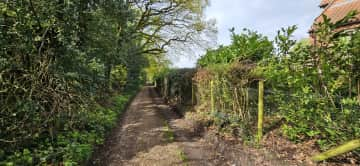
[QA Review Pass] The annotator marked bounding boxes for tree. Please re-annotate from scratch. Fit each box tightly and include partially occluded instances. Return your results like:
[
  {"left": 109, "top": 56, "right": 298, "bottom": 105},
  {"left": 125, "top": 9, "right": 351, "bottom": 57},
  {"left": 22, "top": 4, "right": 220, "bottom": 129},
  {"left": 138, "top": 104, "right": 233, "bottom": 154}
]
[{"left": 129, "top": 0, "right": 215, "bottom": 55}]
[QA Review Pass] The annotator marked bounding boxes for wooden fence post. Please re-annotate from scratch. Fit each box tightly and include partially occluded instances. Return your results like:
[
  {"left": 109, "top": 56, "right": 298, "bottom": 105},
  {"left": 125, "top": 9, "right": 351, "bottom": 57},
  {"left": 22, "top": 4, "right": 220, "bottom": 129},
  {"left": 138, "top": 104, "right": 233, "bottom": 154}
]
[
  {"left": 311, "top": 139, "right": 360, "bottom": 162},
  {"left": 164, "top": 77, "right": 168, "bottom": 97},
  {"left": 257, "top": 80, "right": 264, "bottom": 144},
  {"left": 192, "top": 81, "right": 195, "bottom": 105},
  {"left": 211, "top": 80, "right": 215, "bottom": 114}
]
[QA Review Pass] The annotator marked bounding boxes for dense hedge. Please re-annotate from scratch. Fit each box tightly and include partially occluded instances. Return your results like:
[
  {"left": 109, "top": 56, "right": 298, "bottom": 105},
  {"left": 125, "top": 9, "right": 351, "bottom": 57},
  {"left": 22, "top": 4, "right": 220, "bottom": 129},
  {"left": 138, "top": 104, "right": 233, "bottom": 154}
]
[{"left": 155, "top": 69, "right": 196, "bottom": 114}]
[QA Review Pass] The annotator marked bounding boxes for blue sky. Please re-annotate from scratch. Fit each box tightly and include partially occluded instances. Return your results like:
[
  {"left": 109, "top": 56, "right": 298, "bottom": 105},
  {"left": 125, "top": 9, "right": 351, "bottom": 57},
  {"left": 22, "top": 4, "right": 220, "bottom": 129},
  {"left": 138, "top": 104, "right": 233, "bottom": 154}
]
[{"left": 172, "top": 0, "right": 323, "bottom": 68}]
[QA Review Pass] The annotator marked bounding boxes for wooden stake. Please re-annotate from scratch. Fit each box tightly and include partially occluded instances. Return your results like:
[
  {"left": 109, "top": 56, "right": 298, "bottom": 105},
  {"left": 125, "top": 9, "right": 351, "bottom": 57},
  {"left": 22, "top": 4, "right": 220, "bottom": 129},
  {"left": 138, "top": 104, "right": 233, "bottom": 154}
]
[
  {"left": 257, "top": 80, "right": 264, "bottom": 144},
  {"left": 311, "top": 139, "right": 360, "bottom": 162},
  {"left": 211, "top": 80, "right": 215, "bottom": 114},
  {"left": 192, "top": 81, "right": 195, "bottom": 105}
]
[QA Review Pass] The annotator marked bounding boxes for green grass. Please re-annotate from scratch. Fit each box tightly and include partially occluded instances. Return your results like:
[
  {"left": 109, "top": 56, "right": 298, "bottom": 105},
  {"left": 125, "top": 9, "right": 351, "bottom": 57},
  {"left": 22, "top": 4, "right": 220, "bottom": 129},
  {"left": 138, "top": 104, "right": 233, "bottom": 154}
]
[
  {"left": 177, "top": 149, "right": 188, "bottom": 162},
  {"left": 163, "top": 121, "right": 175, "bottom": 142}
]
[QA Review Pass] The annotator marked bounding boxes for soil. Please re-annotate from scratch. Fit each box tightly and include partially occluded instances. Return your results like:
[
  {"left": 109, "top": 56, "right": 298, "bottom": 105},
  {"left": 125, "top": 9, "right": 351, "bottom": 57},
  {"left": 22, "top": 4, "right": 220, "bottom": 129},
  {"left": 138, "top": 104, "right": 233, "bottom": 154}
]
[{"left": 88, "top": 86, "right": 356, "bottom": 166}]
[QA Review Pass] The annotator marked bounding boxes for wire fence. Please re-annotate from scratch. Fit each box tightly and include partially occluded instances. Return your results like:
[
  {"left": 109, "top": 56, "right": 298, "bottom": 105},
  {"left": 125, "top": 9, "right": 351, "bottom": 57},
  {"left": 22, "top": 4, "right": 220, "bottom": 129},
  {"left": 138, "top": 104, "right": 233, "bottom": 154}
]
[
  {"left": 192, "top": 80, "right": 360, "bottom": 111},
  {"left": 157, "top": 74, "right": 360, "bottom": 117},
  {"left": 156, "top": 71, "right": 360, "bottom": 161}
]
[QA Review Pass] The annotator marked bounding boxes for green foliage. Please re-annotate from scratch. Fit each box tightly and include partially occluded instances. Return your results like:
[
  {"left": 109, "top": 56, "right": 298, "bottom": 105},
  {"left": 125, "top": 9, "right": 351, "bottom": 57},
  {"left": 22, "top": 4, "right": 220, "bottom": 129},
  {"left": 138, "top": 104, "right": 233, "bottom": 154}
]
[
  {"left": 156, "top": 69, "right": 195, "bottom": 108},
  {"left": 157, "top": 63, "right": 258, "bottom": 139},
  {"left": 163, "top": 121, "right": 175, "bottom": 142},
  {"left": 196, "top": 65, "right": 258, "bottom": 139},
  {"left": 145, "top": 55, "right": 170, "bottom": 83},
  {"left": 0, "top": 91, "right": 134, "bottom": 165},
  {"left": 198, "top": 28, "right": 273, "bottom": 67},
  {"left": 111, "top": 65, "right": 128, "bottom": 89},
  {"left": 177, "top": 149, "right": 188, "bottom": 162},
  {"left": 259, "top": 14, "right": 360, "bottom": 151},
  {"left": 175, "top": 30, "right": 270, "bottom": 137},
  {"left": 0, "top": 0, "right": 134, "bottom": 163}
]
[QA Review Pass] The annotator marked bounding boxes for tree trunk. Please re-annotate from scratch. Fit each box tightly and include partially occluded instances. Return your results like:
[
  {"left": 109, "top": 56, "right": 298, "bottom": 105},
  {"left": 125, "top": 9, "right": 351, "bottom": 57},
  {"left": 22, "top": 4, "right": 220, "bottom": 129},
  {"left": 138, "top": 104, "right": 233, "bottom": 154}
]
[
  {"left": 78, "top": 0, "right": 88, "bottom": 48},
  {"left": 349, "top": 77, "right": 352, "bottom": 98},
  {"left": 104, "top": 61, "right": 112, "bottom": 91},
  {"left": 357, "top": 79, "right": 360, "bottom": 103}
]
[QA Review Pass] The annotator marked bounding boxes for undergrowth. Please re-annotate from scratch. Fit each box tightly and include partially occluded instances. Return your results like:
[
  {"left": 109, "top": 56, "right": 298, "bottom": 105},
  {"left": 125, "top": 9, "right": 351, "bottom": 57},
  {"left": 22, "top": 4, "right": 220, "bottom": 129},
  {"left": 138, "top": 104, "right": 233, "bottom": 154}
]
[{"left": 0, "top": 90, "right": 137, "bottom": 165}]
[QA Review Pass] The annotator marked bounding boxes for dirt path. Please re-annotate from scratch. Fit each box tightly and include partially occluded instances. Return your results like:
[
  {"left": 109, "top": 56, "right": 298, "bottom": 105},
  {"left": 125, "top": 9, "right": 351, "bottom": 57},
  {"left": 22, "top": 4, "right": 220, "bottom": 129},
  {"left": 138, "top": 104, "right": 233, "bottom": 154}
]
[
  {"left": 89, "top": 87, "right": 287, "bottom": 166},
  {"left": 90, "top": 87, "right": 212, "bottom": 165}
]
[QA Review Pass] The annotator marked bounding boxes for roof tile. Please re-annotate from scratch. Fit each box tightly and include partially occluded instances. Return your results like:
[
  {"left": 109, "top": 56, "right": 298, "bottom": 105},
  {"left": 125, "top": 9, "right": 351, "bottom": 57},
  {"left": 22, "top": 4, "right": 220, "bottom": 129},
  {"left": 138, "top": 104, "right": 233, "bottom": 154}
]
[{"left": 315, "top": 0, "right": 360, "bottom": 25}]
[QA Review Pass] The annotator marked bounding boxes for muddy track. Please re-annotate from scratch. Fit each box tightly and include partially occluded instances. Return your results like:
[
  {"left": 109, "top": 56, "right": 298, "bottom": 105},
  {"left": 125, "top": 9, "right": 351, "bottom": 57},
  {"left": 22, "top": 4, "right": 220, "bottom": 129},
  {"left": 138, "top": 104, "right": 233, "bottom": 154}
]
[{"left": 89, "top": 87, "right": 288, "bottom": 166}]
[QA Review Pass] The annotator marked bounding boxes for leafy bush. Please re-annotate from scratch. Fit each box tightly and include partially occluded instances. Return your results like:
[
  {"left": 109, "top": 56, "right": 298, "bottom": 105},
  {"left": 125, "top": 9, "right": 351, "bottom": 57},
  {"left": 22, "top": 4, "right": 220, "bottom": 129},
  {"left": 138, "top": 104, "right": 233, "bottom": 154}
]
[
  {"left": 198, "top": 28, "right": 273, "bottom": 67},
  {"left": 259, "top": 15, "right": 360, "bottom": 150}
]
